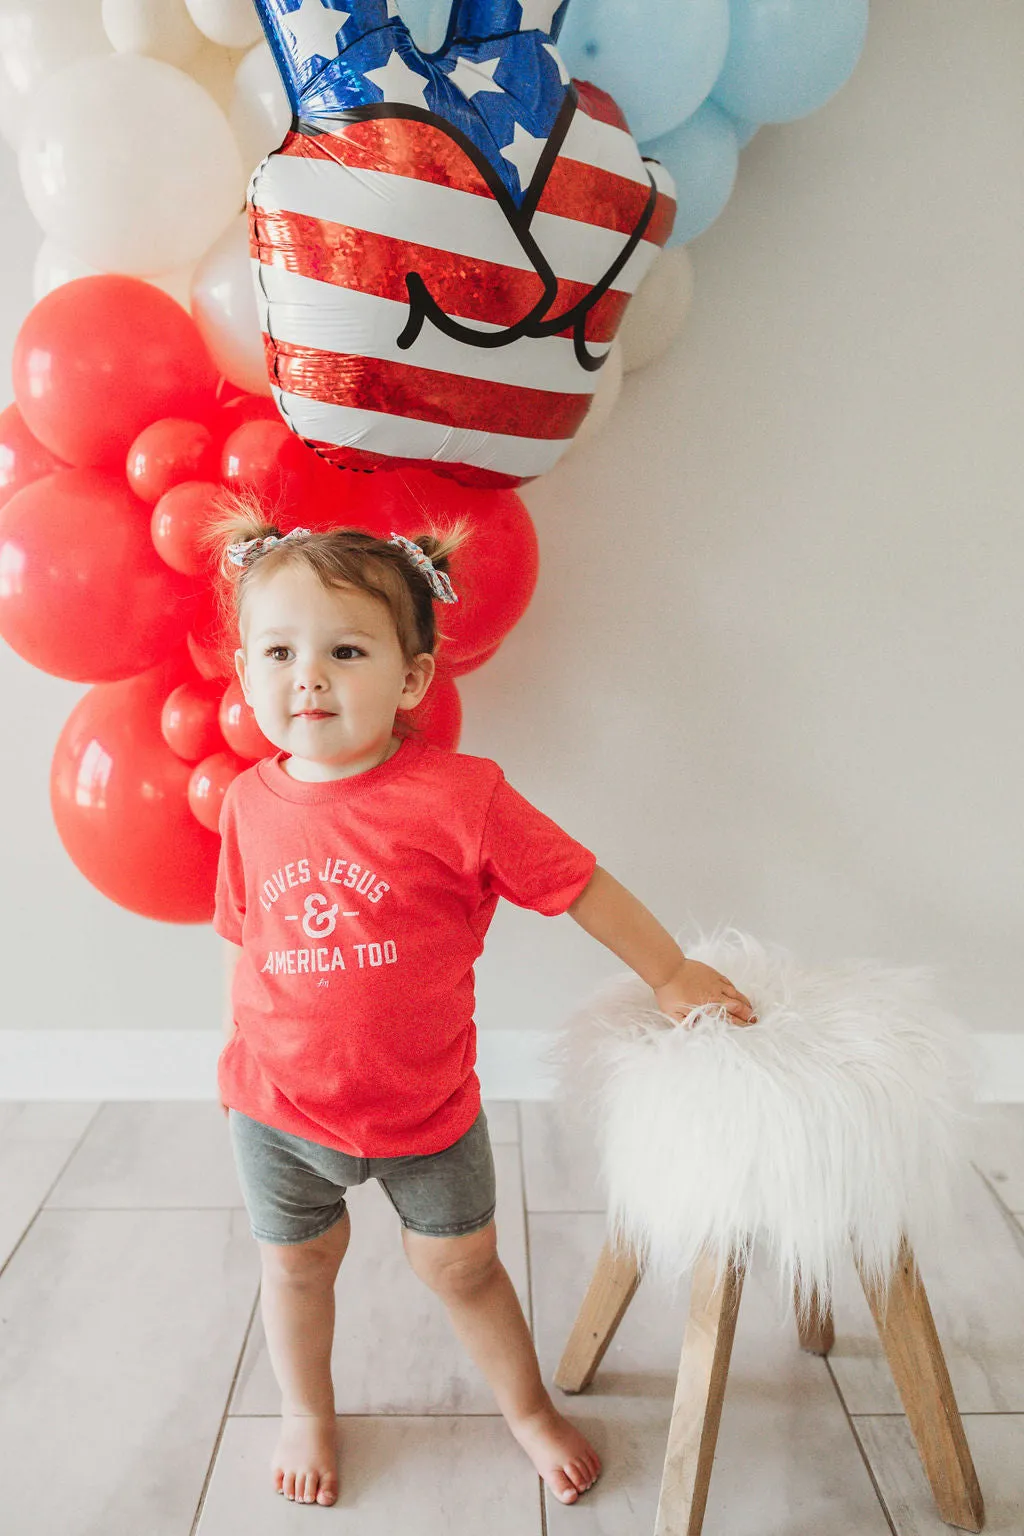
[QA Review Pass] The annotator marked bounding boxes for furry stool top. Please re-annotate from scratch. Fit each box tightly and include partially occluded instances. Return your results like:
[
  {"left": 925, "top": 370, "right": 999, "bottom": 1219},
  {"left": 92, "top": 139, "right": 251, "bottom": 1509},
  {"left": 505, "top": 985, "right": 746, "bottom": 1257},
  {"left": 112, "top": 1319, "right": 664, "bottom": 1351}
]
[{"left": 551, "top": 929, "right": 979, "bottom": 1313}]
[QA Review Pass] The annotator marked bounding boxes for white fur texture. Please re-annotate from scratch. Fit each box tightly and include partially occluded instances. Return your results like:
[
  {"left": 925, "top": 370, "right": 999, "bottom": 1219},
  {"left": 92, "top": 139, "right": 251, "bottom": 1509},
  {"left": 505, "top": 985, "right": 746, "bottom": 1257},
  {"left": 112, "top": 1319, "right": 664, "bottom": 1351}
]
[{"left": 548, "top": 929, "right": 980, "bottom": 1316}]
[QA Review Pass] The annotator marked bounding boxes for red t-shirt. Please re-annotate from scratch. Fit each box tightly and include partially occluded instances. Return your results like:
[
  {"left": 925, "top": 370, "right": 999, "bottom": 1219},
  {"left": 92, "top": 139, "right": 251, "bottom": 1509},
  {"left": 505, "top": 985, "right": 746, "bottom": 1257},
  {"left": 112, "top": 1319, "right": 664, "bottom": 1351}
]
[{"left": 214, "top": 736, "right": 597, "bottom": 1156}]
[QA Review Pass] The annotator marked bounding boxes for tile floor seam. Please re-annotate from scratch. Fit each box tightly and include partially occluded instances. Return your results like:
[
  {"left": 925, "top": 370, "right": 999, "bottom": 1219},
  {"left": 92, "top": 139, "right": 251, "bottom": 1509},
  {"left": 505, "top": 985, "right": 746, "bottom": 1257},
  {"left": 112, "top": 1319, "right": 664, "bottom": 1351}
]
[
  {"left": 0, "top": 1102, "right": 103, "bottom": 1282},
  {"left": 825, "top": 1355, "right": 900, "bottom": 1536},
  {"left": 189, "top": 1277, "right": 264, "bottom": 1536}
]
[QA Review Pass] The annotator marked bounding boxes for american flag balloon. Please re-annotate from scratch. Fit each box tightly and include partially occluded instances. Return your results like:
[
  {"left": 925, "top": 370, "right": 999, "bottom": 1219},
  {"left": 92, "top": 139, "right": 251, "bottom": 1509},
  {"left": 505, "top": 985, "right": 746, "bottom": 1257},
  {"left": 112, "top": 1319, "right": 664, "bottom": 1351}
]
[{"left": 251, "top": 0, "right": 677, "bottom": 487}]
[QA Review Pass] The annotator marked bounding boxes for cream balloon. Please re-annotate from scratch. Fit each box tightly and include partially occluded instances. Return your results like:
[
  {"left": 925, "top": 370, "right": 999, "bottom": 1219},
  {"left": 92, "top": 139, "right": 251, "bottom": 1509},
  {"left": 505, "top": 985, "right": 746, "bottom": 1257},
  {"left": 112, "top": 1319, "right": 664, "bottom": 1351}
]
[
  {"left": 18, "top": 53, "right": 244, "bottom": 274},
  {"left": 230, "top": 41, "right": 291, "bottom": 173},
  {"left": 101, "top": 0, "right": 204, "bottom": 66},
  {"left": 33, "top": 235, "right": 196, "bottom": 309},
  {"left": 619, "top": 247, "right": 695, "bottom": 374},
  {"left": 188, "top": 38, "right": 246, "bottom": 111},
  {"left": 184, "top": 0, "right": 262, "bottom": 49},
  {"left": 190, "top": 211, "right": 270, "bottom": 395},
  {"left": 0, "top": 0, "right": 110, "bottom": 97},
  {"left": 571, "top": 340, "right": 624, "bottom": 452}
]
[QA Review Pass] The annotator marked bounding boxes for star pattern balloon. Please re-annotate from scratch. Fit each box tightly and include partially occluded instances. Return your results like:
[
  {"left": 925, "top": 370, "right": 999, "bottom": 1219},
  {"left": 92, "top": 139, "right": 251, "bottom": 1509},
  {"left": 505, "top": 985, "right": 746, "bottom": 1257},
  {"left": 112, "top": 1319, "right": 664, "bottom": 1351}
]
[{"left": 251, "top": 0, "right": 676, "bottom": 486}]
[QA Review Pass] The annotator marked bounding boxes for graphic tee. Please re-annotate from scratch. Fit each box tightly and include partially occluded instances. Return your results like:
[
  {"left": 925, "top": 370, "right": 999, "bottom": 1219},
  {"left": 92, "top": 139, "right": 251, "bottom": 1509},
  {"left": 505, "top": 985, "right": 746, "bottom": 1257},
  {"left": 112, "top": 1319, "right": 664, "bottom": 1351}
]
[{"left": 214, "top": 736, "right": 598, "bottom": 1157}]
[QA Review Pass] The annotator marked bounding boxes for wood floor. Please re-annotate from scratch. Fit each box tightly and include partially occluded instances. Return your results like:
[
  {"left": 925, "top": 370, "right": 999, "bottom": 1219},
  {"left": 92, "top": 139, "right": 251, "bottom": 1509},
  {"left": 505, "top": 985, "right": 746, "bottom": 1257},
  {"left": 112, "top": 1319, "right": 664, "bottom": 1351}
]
[{"left": 0, "top": 1098, "right": 1022, "bottom": 1535}]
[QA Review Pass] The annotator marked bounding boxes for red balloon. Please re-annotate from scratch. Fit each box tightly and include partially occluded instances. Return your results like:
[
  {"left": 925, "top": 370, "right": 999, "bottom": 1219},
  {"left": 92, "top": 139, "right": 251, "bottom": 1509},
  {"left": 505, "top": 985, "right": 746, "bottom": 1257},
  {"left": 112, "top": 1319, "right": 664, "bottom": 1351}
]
[
  {"left": 398, "top": 673, "right": 462, "bottom": 749},
  {"left": 50, "top": 653, "right": 220, "bottom": 922},
  {"left": 151, "top": 480, "right": 221, "bottom": 575},
  {"left": 441, "top": 637, "right": 503, "bottom": 677},
  {"left": 0, "top": 402, "right": 66, "bottom": 511},
  {"left": 221, "top": 418, "right": 322, "bottom": 513},
  {"left": 219, "top": 676, "right": 275, "bottom": 759},
  {"left": 162, "top": 676, "right": 229, "bottom": 762},
  {"left": 188, "top": 629, "right": 234, "bottom": 680},
  {"left": 209, "top": 390, "right": 281, "bottom": 449},
  {"left": 0, "top": 469, "right": 201, "bottom": 682},
  {"left": 12, "top": 276, "right": 218, "bottom": 469},
  {"left": 127, "top": 418, "right": 218, "bottom": 503},
  {"left": 189, "top": 749, "right": 248, "bottom": 832},
  {"left": 360, "top": 471, "right": 538, "bottom": 665}
]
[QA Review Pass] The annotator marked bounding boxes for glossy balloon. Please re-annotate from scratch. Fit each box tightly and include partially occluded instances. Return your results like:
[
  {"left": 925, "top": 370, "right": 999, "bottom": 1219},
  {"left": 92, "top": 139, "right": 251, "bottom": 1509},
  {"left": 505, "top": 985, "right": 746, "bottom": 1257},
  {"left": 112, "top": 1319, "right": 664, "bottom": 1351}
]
[
  {"left": 219, "top": 676, "right": 276, "bottom": 759},
  {"left": 50, "top": 654, "right": 221, "bottom": 922},
  {"left": 185, "top": 0, "right": 263, "bottom": 49},
  {"left": 711, "top": 0, "right": 869, "bottom": 124},
  {"left": 101, "top": 0, "right": 205, "bottom": 65},
  {"left": 162, "top": 675, "right": 230, "bottom": 761},
  {"left": 618, "top": 246, "right": 694, "bottom": 374},
  {"left": 0, "top": 469, "right": 201, "bottom": 682},
  {"left": 221, "top": 419, "right": 319, "bottom": 511},
  {"left": 0, "top": 402, "right": 66, "bottom": 512},
  {"left": 128, "top": 420, "right": 218, "bottom": 504},
  {"left": 229, "top": 41, "right": 291, "bottom": 170},
  {"left": 249, "top": 0, "right": 676, "bottom": 487},
  {"left": 188, "top": 748, "right": 249, "bottom": 831},
  {"left": 12, "top": 277, "right": 218, "bottom": 469},
  {"left": 151, "top": 480, "right": 222, "bottom": 576},
  {"left": 31, "top": 237, "right": 196, "bottom": 311},
  {"left": 190, "top": 213, "right": 273, "bottom": 398}
]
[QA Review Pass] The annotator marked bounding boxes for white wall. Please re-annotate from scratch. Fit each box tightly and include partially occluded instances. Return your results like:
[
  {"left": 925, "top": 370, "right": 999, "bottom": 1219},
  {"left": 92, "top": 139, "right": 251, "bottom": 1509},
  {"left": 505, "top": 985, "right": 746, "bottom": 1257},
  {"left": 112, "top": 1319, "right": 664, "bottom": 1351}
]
[{"left": 1, "top": 0, "right": 1021, "bottom": 1044}]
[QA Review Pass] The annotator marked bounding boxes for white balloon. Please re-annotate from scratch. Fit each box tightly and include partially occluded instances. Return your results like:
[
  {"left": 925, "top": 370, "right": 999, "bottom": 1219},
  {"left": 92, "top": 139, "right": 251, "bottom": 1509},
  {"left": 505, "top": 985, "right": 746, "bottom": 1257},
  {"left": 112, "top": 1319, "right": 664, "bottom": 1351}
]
[
  {"left": 101, "top": 0, "right": 204, "bottom": 66},
  {"left": 0, "top": 71, "right": 22, "bottom": 146},
  {"left": 572, "top": 341, "right": 624, "bottom": 451},
  {"left": 188, "top": 38, "right": 245, "bottom": 111},
  {"left": 34, "top": 235, "right": 197, "bottom": 309},
  {"left": 18, "top": 53, "right": 244, "bottom": 274},
  {"left": 0, "top": 0, "right": 110, "bottom": 96},
  {"left": 190, "top": 211, "right": 271, "bottom": 395},
  {"left": 230, "top": 41, "right": 290, "bottom": 173},
  {"left": 619, "top": 248, "right": 696, "bottom": 374},
  {"left": 184, "top": 0, "right": 262, "bottom": 50}
]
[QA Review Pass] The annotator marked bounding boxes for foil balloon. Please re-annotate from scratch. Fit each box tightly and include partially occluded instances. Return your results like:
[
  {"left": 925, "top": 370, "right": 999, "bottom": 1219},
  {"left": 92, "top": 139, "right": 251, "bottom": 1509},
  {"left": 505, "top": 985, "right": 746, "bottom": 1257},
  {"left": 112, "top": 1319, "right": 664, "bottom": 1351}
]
[{"left": 250, "top": 0, "right": 676, "bottom": 487}]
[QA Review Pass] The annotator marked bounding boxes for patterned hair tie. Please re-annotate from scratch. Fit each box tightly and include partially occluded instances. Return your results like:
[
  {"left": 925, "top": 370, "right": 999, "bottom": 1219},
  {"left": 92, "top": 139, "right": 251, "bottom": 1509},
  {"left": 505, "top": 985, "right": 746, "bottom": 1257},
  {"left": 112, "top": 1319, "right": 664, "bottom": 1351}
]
[
  {"left": 388, "top": 532, "right": 458, "bottom": 603},
  {"left": 226, "top": 526, "right": 313, "bottom": 569}
]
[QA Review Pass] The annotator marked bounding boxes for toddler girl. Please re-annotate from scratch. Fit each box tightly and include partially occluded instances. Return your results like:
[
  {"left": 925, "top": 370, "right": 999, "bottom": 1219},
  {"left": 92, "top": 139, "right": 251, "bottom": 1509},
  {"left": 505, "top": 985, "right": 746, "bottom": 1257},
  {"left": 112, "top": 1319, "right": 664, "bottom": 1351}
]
[{"left": 210, "top": 501, "right": 756, "bottom": 1510}]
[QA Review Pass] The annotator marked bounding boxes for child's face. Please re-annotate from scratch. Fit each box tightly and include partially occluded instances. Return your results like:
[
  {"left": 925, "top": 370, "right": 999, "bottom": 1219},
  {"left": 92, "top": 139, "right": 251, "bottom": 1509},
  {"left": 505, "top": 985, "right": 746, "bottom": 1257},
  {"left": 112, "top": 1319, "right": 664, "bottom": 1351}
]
[{"left": 235, "top": 563, "right": 434, "bottom": 776}]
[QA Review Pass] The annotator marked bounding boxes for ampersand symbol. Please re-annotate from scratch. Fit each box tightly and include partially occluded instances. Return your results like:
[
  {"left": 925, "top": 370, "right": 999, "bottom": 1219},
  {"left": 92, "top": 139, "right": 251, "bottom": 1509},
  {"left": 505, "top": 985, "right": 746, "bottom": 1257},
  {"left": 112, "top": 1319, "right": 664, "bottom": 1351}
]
[
  {"left": 302, "top": 891, "right": 340, "bottom": 937},
  {"left": 251, "top": 0, "right": 676, "bottom": 486}
]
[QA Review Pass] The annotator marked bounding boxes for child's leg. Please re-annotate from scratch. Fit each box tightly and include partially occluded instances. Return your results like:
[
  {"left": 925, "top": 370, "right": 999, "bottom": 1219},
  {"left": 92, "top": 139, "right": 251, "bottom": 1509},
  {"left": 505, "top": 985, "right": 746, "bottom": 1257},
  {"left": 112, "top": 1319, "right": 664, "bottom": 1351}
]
[
  {"left": 402, "top": 1220, "right": 602, "bottom": 1505},
  {"left": 258, "top": 1209, "right": 352, "bottom": 1506}
]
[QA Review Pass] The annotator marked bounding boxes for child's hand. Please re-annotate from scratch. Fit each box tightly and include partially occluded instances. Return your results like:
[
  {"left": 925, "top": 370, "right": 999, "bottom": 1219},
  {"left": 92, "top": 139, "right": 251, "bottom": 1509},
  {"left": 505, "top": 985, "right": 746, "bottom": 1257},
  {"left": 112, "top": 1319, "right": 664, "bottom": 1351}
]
[{"left": 654, "top": 959, "right": 758, "bottom": 1027}]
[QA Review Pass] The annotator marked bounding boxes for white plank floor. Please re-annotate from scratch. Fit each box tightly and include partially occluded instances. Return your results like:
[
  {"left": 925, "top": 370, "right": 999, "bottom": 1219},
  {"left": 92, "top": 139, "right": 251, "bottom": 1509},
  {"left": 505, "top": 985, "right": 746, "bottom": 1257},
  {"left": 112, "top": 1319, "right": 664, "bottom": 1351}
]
[{"left": 0, "top": 1099, "right": 1022, "bottom": 1535}]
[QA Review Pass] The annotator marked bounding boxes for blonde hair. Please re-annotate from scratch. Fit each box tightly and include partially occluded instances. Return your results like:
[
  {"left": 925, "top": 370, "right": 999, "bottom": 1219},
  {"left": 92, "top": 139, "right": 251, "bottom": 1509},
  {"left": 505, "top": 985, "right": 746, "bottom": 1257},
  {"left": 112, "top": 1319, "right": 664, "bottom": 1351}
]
[{"left": 199, "top": 490, "right": 471, "bottom": 733}]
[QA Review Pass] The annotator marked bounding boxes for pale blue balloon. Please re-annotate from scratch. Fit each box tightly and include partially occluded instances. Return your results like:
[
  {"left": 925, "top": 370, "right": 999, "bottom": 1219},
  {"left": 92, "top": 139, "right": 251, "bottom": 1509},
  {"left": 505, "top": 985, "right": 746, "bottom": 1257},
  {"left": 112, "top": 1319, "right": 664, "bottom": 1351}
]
[
  {"left": 728, "top": 114, "right": 760, "bottom": 148},
  {"left": 559, "top": 0, "right": 730, "bottom": 145},
  {"left": 642, "top": 100, "right": 738, "bottom": 246},
  {"left": 712, "top": 0, "right": 869, "bottom": 124}
]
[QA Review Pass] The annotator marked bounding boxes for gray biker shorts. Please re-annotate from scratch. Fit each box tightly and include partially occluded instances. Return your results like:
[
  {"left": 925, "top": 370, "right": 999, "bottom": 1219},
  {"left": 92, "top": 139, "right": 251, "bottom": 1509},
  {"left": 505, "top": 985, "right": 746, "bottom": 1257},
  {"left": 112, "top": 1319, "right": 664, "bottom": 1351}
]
[{"left": 228, "top": 1104, "right": 496, "bottom": 1246}]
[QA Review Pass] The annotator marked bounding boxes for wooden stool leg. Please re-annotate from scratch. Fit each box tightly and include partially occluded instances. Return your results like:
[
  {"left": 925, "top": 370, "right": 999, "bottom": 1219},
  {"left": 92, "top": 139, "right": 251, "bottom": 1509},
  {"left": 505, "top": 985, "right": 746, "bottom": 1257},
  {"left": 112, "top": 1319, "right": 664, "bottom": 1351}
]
[
  {"left": 554, "top": 1237, "right": 643, "bottom": 1393},
  {"left": 858, "top": 1236, "right": 984, "bottom": 1532},
  {"left": 794, "top": 1279, "right": 835, "bottom": 1355},
  {"left": 654, "top": 1248, "right": 745, "bottom": 1536}
]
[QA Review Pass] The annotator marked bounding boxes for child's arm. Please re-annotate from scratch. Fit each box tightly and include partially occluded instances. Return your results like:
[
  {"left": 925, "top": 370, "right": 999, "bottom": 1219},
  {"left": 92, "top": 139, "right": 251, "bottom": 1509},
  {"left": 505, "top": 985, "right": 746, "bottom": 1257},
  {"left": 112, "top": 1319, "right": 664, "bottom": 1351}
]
[{"left": 566, "top": 866, "right": 757, "bottom": 1026}]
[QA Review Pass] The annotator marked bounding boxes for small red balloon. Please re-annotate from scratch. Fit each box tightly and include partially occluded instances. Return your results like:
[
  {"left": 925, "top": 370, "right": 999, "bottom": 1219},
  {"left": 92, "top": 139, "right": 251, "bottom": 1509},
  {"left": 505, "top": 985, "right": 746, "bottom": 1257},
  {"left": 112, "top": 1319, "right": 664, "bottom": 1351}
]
[
  {"left": 0, "top": 469, "right": 201, "bottom": 682},
  {"left": 50, "top": 652, "right": 220, "bottom": 922},
  {"left": 162, "top": 676, "right": 229, "bottom": 762},
  {"left": 12, "top": 276, "right": 218, "bottom": 469},
  {"left": 189, "top": 749, "right": 248, "bottom": 832},
  {"left": 219, "top": 676, "right": 275, "bottom": 759},
  {"left": 209, "top": 391, "right": 280, "bottom": 450},
  {"left": 151, "top": 479, "right": 221, "bottom": 576},
  {"left": 398, "top": 673, "right": 462, "bottom": 749},
  {"left": 0, "top": 402, "right": 67, "bottom": 511},
  {"left": 187, "top": 629, "right": 233, "bottom": 680},
  {"left": 221, "top": 419, "right": 319, "bottom": 513},
  {"left": 127, "top": 419, "right": 218, "bottom": 504},
  {"left": 440, "top": 637, "right": 503, "bottom": 677}
]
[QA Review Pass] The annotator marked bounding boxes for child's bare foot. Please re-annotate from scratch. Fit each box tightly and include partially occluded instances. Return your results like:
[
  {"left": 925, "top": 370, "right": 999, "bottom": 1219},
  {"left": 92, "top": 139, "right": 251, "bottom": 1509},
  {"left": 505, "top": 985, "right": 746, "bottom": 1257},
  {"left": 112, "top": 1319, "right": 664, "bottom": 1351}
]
[
  {"left": 508, "top": 1400, "right": 602, "bottom": 1504},
  {"left": 271, "top": 1412, "right": 339, "bottom": 1505}
]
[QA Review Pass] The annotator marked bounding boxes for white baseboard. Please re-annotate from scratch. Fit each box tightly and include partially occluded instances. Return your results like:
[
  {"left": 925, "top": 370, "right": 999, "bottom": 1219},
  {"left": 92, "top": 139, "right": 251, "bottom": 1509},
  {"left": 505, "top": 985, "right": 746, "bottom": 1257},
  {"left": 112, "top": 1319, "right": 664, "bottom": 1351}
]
[{"left": 1, "top": 1029, "right": 1023, "bottom": 1102}]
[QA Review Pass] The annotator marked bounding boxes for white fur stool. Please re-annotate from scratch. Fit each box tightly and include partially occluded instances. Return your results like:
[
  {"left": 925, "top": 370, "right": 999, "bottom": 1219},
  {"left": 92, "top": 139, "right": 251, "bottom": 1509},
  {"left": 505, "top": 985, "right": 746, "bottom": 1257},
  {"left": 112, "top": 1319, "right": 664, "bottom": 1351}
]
[{"left": 550, "top": 930, "right": 985, "bottom": 1536}]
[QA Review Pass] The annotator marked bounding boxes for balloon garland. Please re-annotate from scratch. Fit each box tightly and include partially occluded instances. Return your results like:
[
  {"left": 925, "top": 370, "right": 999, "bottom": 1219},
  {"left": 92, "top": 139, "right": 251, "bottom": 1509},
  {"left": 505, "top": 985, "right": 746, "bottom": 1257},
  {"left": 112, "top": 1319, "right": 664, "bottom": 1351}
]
[{"left": 0, "top": 0, "right": 868, "bottom": 921}]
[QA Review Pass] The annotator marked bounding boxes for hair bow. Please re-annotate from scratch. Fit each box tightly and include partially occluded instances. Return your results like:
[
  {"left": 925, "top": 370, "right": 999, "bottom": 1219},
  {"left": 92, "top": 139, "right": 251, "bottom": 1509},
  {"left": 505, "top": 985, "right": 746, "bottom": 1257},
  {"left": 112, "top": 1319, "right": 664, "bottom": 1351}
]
[
  {"left": 388, "top": 532, "right": 458, "bottom": 603},
  {"left": 226, "top": 527, "right": 313, "bottom": 568}
]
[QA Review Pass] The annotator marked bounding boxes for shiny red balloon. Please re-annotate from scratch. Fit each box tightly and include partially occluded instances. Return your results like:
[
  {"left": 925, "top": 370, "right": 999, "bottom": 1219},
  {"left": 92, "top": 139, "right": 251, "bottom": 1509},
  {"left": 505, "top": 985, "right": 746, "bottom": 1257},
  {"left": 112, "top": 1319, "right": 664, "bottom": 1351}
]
[
  {"left": 221, "top": 419, "right": 319, "bottom": 513},
  {"left": 359, "top": 471, "right": 538, "bottom": 666},
  {"left": 162, "top": 676, "right": 229, "bottom": 762},
  {"left": 0, "top": 469, "right": 201, "bottom": 682},
  {"left": 0, "top": 402, "right": 66, "bottom": 511},
  {"left": 50, "top": 653, "right": 220, "bottom": 922},
  {"left": 151, "top": 479, "right": 221, "bottom": 576},
  {"left": 209, "top": 391, "right": 280, "bottom": 450},
  {"left": 398, "top": 673, "right": 462, "bottom": 749},
  {"left": 187, "top": 629, "right": 234, "bottom": 680},
  {"left": 127, "top": 418, "right": 218, "bottom": 504},
  {"left": 441, "top": 637, "right": 503, "bottom": 677},
  {"left": 219, "top": 676, "right": 275, "bottom": 759},
  {"left": 189, "top": 749, "right": 249, "bottom": 832},
  {"left": 12, "top": 276, "right": 218, "bottom": 469}
]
